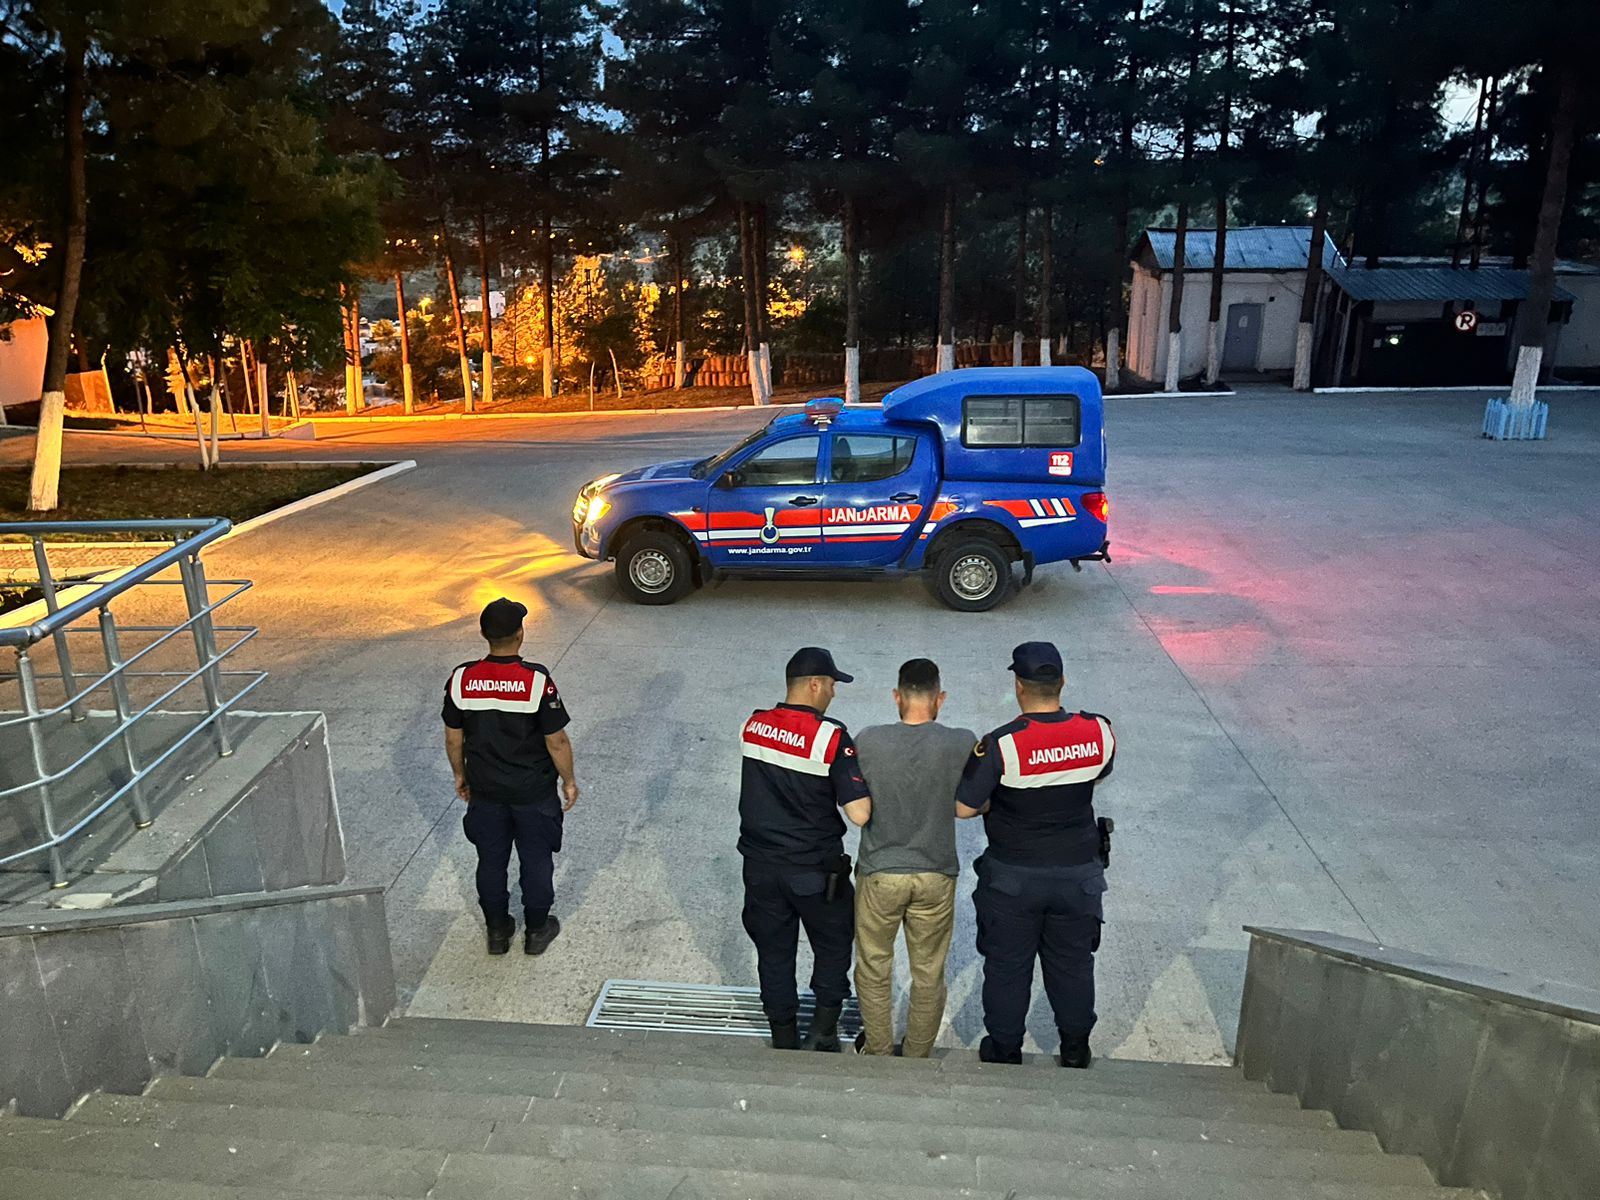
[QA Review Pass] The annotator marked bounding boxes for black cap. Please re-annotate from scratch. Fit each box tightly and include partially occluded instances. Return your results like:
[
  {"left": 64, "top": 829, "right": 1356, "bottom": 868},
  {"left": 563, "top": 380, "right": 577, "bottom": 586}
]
[
  {"left": 479, "top": 597, "right": 528, "bottom": 640},
  {"left": 1008, "top": 640, "right": 1063, "bottom": 683},
  {"left": 785, "top": 646, "right": 854, "bottom": 683}
]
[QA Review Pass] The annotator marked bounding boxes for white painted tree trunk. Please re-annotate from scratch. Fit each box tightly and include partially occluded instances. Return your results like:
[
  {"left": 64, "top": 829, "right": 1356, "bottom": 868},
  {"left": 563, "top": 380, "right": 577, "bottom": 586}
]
[
  {"left": 0, "top": 396, "right": 8, "bottom": 426},
  {"left": 1509, "top": 344, "right": 1542, "bottom": 406},
  {"left": 186, "top": 380, "right": 208, "bottom": 467},
  {"left": 1204, "top": 320, "right": 1222, "bottom": 387},
  {"left": 674, "top": 340, "right": 686, "bottom": 390},
  {"left": 401, "top": 363, "right": 414, "bottom": 415},
  {"left": 1011, "top": 331, "right": 1023, "bottom": 367},
  {"left": 27, "top": 390, "right": 65, "bottom": 509},
  {"left": 758, "top": 341, "right": 773, "bottom": 400},
  {"left": 208, "top": 385, "right": 221, "bottom": 468},
  {"left": 1163, "top": 332, "right": 1182, "bottom": 393},
  {"left": 746, "top": 349, "right": 763, "bottom": 405},
  {"left": 460, "top": 355, "right": 475, "bottom": 412},
  {"left": 1292, "top": 322, "right": 1314, "bottom": 391},
  {"left": 609, "top": 348, "right": 623, "bottom": 399},
  {"left": 936, "top": 342, "right": 955, "bottom": 373},
  {"left": 845, "top": 346, "right": 861, "bottom": 404},
  {"left": 1039, "top": 338, "right": 1052, "bottom": 368},
  {"left": 542, "top": 344, "right": 554, "bottom": 399},
  {"left": 287, "top": 370, "right": 301, "bottom": 419},
  {"left": 481, "top": 350, "right": 494, "bottom": 408},
  {"left": 258, "top": 363, "right": 270, "bottom": 436},
  {"left": 345, "top": 361, "right": 359, "bottom": 416},
  {"left": 1104, "top": 328, "right": 1121, "bottom": 391}
]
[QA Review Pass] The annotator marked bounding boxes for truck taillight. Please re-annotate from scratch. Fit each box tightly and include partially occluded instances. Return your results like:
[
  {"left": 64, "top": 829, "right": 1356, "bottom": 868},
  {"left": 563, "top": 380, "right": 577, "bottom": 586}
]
[{"left": 1082, "top": 492, "right": 1109, "bottom": 522}]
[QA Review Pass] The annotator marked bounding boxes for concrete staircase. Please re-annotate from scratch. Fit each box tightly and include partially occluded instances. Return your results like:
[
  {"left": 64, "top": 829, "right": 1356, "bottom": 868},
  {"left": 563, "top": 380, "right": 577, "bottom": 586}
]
[{"left": 0, "top": 1017, "right": 1483, "bottom": 1200}]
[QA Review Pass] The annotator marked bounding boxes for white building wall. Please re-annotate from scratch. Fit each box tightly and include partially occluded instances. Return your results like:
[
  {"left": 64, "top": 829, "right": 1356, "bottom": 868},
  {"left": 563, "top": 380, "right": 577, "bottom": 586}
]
[
  {"left": 1554, "top": 275, "right": 1600, "bottom": 369},
  {"left": 0, "top": 317, "right": 48, "bottom": 409},
  {"left": 1126, "top": 268, "right": 1307, "bottom": 383}
]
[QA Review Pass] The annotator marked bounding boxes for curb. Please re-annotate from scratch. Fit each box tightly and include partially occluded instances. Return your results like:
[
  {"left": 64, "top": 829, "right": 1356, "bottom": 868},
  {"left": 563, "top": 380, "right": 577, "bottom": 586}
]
[
  {"left": 306, "top": 401, "right": 889, "bottom": 423},
  {"left": 1313, "top": 385, "right": 1600, "bottom": 395},
  {"left": 55, "top": 419, "right": 317, "bottom": 441}
]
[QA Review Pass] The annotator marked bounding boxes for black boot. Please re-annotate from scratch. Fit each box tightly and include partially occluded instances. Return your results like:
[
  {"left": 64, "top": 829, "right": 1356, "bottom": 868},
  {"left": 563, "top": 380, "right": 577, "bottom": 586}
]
[
  {"left": 486, "top": 919, "right": 514, "bottom": 956},
  {"left": 802, "top": 1004, "right": 843, "bottom": 1052},
  {"left": 978, "top": 1035, "right": 1022, "bottom": 1065},
  {"left": 524, "top": 915, "right": 561, "bottom": 955},
  {"left": 769, "top": 1019, "right": 800, "bottom": 1050},
  {"left": 1059, "top": 1036, "right": 1093, "bottom": 1069}
]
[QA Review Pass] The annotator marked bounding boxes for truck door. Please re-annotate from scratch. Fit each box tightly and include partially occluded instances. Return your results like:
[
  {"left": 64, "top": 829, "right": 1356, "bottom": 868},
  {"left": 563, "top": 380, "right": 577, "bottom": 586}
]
[
  {"left": 820, "top": 432, "right": 933, "bottom": 566},
  {"left": 704, "top": 434, "right": 824, "bottom": 568}
]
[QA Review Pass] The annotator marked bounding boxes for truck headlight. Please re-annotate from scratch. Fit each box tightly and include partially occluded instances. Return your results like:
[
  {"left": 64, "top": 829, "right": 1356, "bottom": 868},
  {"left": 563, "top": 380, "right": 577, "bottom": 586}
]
[{"left": 586, "top": 496, "right": 610, "bottom": 525}]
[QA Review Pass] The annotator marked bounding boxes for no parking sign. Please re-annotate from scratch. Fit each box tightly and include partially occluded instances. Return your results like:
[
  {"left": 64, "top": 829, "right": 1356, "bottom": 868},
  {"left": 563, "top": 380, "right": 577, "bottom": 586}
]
[{"left": 1453, "top": 310, "right": 1478, "bottom": 333}]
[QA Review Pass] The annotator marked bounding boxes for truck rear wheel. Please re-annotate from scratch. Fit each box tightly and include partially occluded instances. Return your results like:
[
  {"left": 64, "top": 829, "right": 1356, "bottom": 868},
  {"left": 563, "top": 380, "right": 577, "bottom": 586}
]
[
  {"left": 615, "top": 530, "right": 695, "bottom": 605},
  {"left": 934, "top": 538, "right": 1014, "bottom": 612}
]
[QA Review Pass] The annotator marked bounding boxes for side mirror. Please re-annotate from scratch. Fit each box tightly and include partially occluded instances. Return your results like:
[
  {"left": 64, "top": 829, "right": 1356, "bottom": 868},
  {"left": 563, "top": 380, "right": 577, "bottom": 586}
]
[{"left": 716, "top": 470, "right": 740, "bottom": 489}]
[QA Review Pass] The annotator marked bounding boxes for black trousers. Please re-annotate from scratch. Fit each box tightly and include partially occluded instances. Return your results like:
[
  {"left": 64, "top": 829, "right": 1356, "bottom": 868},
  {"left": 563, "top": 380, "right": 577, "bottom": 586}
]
[
  {"left": 462, "top": 800, "right": 562, "bottom": 927},
  {"left": 973, "top": 854, "right": 1105, "bottom": 1055},
  {"left": 741, "top": 859, "right": 855, "bottom": 1024}
]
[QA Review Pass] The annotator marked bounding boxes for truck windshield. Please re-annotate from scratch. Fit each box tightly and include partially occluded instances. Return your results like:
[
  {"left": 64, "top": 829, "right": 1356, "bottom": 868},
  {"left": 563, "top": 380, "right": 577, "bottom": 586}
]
[{"left": 691, "top": 426, "right": 769, "bottom": 479}]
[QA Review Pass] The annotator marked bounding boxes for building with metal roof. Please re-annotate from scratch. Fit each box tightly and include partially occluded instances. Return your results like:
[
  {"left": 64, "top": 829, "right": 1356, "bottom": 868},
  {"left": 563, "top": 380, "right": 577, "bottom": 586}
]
[
  {"left": 1314, "top": 262, "right": 1588, "bottom": 387},
  {"left": 1126, "top": 227, "right": 1343, "bottom": 385}
]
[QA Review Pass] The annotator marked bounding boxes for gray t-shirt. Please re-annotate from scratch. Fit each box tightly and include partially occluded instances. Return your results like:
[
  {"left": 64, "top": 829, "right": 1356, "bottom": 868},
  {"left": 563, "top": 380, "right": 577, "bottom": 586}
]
[{"left": 854, "top": 721, "right": 976, "bottom": 878}]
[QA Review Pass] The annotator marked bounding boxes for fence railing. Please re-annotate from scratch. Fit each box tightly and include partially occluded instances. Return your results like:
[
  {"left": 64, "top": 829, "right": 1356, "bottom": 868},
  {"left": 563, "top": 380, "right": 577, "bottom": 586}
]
[{"left": 1, "top": 519, "right": 264, "bottom": 887}]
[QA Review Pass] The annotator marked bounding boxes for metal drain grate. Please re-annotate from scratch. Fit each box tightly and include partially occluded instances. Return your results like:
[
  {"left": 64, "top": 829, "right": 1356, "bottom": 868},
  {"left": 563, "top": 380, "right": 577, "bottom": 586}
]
[{"left": 587, "top": 980, "right": 862, "bottom": 1039}]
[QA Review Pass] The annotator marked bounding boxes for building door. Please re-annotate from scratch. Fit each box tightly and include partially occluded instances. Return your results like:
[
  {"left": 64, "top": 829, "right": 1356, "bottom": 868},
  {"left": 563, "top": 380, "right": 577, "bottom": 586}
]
[{"left": 1222, "top": 303, "right": 1264, "bottom": 371}]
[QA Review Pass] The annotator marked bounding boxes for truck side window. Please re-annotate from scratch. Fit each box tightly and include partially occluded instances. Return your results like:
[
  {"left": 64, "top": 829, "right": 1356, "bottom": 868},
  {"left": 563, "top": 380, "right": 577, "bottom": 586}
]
[
  {"left": 731, "top": 436, "right": 820, "bottom": 486},
  {"left": 961, "top": 395, "right": 1080, "bottom": 448},
  {"left": 831, "top": 436, "right": 917, "bottom": 483}
]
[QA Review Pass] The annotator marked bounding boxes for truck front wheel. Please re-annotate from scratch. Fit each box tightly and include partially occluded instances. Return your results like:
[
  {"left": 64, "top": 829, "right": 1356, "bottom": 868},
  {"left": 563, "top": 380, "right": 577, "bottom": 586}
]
[
  {"left": 933, "top": 538, "right": 1014, "bottom": 612},
  {"left": 615, "top": 530, "right": 695, "bottom": 605}
]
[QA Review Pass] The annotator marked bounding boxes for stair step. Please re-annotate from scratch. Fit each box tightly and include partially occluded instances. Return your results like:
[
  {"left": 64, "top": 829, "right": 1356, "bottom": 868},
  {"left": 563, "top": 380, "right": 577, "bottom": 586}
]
[
  {"left": 440, "top": 1149, "right": 1470, "bottom": 1200},
  {"left": 476, "top": 1123, "right": 1435, "bottom": 1189},
  {"left": 277, "top": 1037, "right": 1269, "bottom": 1101},
  {"left": 214, "top": 1056, "right": 1314, "bottom": 1124},
  {"left": 382, "top": 1018, "right": 1241, "bottom": 1083},
  {"left": 71, "top": 1093, "right": 498, "bottom": 1151},
  {"left": 150, "top": 1070, "right": 1337, "bottom": 1133},
  {"left": 0, "top": 1166, "right": 402, "bottom": 1200},
  {"left": 370, "top": 1020, "right": 1242, "bottom": 1085},
  {"left": 0, "top": 1119, "right": 442, "bottom": 1196},
  {"left": 74, "top": 1087, "right": 1373, "bottom": 1155}
]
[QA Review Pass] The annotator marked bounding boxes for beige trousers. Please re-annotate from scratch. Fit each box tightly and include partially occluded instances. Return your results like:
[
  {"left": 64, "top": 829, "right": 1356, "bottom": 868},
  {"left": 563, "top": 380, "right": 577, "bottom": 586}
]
[{"left": 853, "top": 871, "right": 957, "bottom": 1057}]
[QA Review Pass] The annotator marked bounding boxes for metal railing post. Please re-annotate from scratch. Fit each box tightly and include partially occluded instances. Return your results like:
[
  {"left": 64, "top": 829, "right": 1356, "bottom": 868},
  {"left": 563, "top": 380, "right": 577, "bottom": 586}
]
[
  {"left": 31, "top": 536, "right": 84, "bottom": 721},
  {"left": 15, "top": 647, "right": 69, "bottom": 887},
  {"left": 177, "top": 550, "right": 233, "bottom": 756},
  {"left": 98, "top": 605, "right": 152, "bottom": 827}
]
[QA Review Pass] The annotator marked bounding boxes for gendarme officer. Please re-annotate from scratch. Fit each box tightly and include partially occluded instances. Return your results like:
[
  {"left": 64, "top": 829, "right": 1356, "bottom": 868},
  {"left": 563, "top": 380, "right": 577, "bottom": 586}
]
[
  {"left": 739, "top": 647, "right": 873, "bottom": 1051},
  {"left": 442, "top": 598, "right": 579, "bottom": 957},
  {"left": 956, "top": 641, "right": 1116, "bottom": 1068}
]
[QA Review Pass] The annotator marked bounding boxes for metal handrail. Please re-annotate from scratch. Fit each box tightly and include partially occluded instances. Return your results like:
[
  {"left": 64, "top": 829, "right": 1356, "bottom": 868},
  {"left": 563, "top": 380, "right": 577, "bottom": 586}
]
[
  {"left": 0, "top": 519, "right": 231, "bottom": 649},
  {"left": 1, "top": 519, "right": 261, "bottom": 888}
]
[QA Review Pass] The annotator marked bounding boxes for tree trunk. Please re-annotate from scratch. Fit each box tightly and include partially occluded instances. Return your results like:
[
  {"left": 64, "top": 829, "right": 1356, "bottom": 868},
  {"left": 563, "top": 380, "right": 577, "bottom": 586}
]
[
  {"left": 936, "top": 188, "right": 956, "bottom": 373},
  {"left": 1012, "top": 204, "right": 1029, "bottom": 365},
  {"left": 29, "top": 23, "right": 88, "bottom": 512},
  {"left": 1165, "top": 27, "right": 1200, "bottom": 394},
  {"left": 476, "top": 210, "right": 494, "bottom": 408},
  {"left": 1204, "top": 1, "right": 1236, "bottom": 387},
  {"left": 844, "top": 195, "right": 862, "bottom": 402},
  {"left": 753, "top": 202, "right": 773, "bottom": 397},
  {"left": 395, "top": 272, "right": 415, "bottom": 413},
  {"left": 1509, "top": 64, "right": 1580, "bottom": 407},
  {"left": 540, "top": 211, "right": 555, "bottom": 398},
  {"left": 1470, "top": 76, "right": 1500, "bottom": 270},
  {"left": 341, "top": 288, "right": 358, "bottom": 415},
  {"left": 738, "top": 201, "right": 765, "bottom": 405},
  {"left": 1106, "top": 4, "right": 1143, "bottom": 392},
  {"left": 1294, "top": 194, "right": 1330, "bottom": 391},
  {"left": 1038, "top": 204, "right": 1054, "bottom": 366},
  {"left": 440, "top": 222, "right": 473, "bottom": 410},
  {"left": 1453, "top": 76, "right": 1490, "bottom": 268},
  {"left": 670, "top": 228, "right": 687, "bottom": 389}
]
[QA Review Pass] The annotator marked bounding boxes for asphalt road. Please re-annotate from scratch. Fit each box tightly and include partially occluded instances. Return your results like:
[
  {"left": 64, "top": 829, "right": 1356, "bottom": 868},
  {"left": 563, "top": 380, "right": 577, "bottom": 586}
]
[{"left": 6, "top": 387, "right": 1597, "bottom": 1062}]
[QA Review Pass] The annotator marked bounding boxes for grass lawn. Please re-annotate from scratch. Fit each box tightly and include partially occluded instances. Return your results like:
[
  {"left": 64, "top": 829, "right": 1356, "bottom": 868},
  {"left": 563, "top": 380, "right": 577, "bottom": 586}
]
[{"left": 0, "top": 463, "right": 379, "bottom": 541}]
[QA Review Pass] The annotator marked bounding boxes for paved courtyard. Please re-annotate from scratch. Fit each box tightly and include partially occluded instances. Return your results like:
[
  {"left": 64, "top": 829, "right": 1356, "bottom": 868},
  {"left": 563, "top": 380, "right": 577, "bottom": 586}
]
[{"left": 6, "top": 386, "right": 1598, "bottom": 1063}]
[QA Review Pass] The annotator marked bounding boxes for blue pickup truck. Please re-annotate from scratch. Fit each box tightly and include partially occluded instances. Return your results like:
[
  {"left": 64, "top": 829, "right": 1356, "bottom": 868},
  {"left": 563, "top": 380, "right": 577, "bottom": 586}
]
[{"left": 571, "top": 366, "right": 1111, "bottom": 611}]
